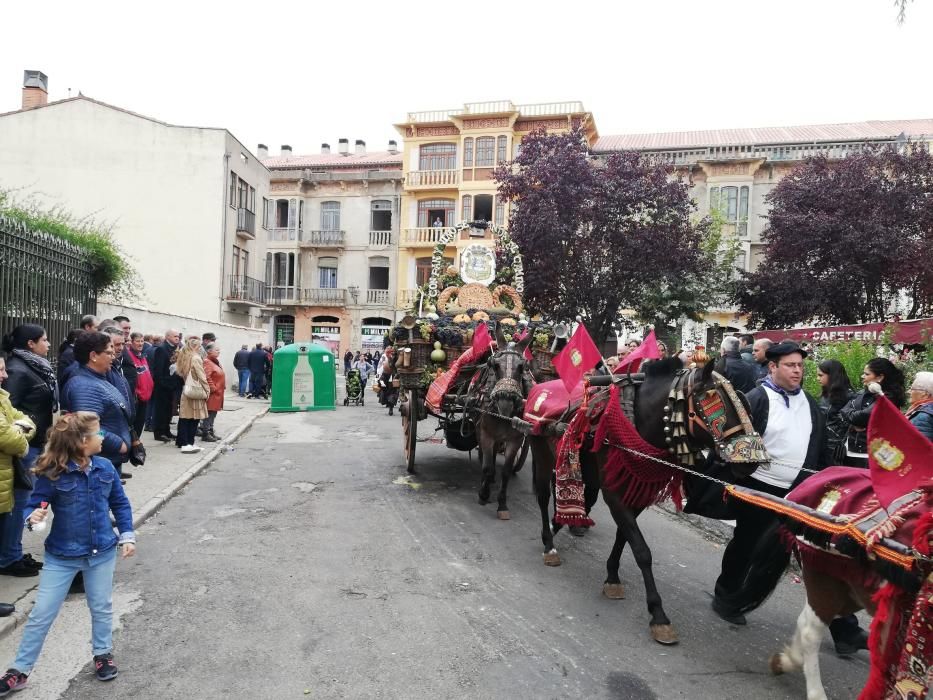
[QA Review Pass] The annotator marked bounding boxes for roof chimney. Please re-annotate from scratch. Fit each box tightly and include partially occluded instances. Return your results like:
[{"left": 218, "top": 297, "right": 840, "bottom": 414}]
[
  {"left": 321, "top": 143, "right": 331, "bottom": 155},
  {"left": 338, "top": 138, "right": 349, "bottom": 156},
  {"left": 280, "top": 144, "right": 292, "bottom": 158},
  {"left": 257, "top": 144, "right": 268, "bottom": 159},
  {"left": 355, "top": 139, "right": 366, "bottom": 156},
  {"left": 22, "top": 70, "right": 48, "bottom": 110},
  {"left": 388, "top": 140, "right": 398, "bottom": 154}
]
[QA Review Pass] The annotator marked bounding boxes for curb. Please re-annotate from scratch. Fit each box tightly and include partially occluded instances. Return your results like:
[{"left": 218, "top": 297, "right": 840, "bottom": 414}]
[{"left": 0, "top": 406, "right": 269, "bottom": 642}]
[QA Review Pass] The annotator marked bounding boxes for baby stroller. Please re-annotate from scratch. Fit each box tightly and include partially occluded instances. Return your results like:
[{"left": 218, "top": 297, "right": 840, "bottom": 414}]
[{"left": 344, "top": 368, "right": 365, "bottom": 406}]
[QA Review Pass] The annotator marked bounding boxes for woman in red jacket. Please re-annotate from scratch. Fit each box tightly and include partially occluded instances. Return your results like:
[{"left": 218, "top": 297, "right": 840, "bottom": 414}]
[
  {"left": 202, "top": 343, "right": 226, "bottom": 442},
  {"left": 126, "top": 333, "right": 153, "bottom": 439}
]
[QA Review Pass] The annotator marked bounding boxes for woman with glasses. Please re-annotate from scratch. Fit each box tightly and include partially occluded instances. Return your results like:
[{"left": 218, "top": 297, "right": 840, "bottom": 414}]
[{"left": 60, "top": 332, "right": 131, "bottom": 482}]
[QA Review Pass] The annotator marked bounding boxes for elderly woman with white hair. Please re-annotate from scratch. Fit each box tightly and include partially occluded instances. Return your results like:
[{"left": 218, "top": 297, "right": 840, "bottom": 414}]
[{"left": 906, "top": 371, "right": 933, "bottom": 442}]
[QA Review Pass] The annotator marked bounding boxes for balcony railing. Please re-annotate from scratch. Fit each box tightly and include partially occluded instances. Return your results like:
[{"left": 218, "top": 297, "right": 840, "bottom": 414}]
[
  {"left": 369, "top": 230, "right": 392, "bottom": 246},
  {"left": 401, "top": 227, "right": 449, "bottom": 246},
  {"left": 226, "top": 275, "right": 266, "bottom": 305},
  {"left": 266, "top": 286, "right": 298, "bottom": 305},
  {"left": 236, "top": 208, "right": 255, "bottom": 236},
  {"left": 268, "top": 227, "right": 301, "bottom": 242},
  {"left": 619, "top": 140, "right": 887, "bottom": 168},
  {"left": 366, "top": 289, "right": 390, "bottom": 305},
  {"left": 302, "top": 288, "right": 347, "bottom": 306},
  {"left": 300, "top": 230, "right": 346, "bottom": 246},
  {"left": 515, "top": 101, "right": 585, "bottom": 116},
  {"left": 398, "top": 289, "right": 420, "bottom": 309},
  {"left": 405, "top": 170, "right": 459, "bottom": 188},
  {"left": 405, "top": 101, "right": 585, "bottom": 123}
]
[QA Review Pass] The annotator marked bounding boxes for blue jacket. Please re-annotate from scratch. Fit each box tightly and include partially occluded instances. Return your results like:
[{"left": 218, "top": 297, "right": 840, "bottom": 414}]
[
  {"left": 28, "top": 455, "right": 135, "bottom": 558},
  {"left": 247, "top": 348, "right": 269, "bottom": 374},
  {"left": 61, "top": 366, "right": 130, "bottom": 465},
  {"left": 909, "top": 404, "right": 933, "bottom": 443}
]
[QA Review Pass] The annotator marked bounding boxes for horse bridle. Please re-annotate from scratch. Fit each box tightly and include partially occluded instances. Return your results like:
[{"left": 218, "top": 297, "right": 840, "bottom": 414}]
[{"left": 488, "top": 348, "right": 527, "bottom": 413}]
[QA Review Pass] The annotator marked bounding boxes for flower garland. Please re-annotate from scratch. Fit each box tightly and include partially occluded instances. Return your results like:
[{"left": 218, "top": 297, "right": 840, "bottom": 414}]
[{"left": 426, "top": 222, "right": 524, "bottom": 299}]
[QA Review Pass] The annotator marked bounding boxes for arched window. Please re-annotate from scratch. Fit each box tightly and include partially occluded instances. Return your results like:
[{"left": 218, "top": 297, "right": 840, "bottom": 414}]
[
  {"left": 497, "top": 136, "right": 508, "bottom": 164},
  {"left": 463, "top": 138, "right": 474, "bottom": 167},
  {"left": 419, "top": 143, "right": 456, "bottom": 171},
  {"left": 462, "top": 195, "right": 473, "bottom": 223},
  {"left": 417, "top": 198, "right": 455, "bottom": 227},
  {"left": 475, "top": 137, "right": 495, "bottom": 167},
  {"left": 321, "top": 201, "right": 340, "bottom": 231},
  {"left": 318, "top": 256, "right": 338, "bottom": 288}
]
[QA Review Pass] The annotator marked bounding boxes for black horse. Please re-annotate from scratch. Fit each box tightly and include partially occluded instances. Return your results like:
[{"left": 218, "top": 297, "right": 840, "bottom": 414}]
[
  {"left": 530, "top": 357, "right": 768, "bottom": 644},
  {"left": 472, "top": 331, "right": 534, "bottom": 520}
]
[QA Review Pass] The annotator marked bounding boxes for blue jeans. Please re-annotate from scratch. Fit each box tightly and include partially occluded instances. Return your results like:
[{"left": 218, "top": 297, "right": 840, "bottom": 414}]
[
  {"left": 237, "top": 369, "right": 250, "bottom": 397},
  {"left": 12, "top": 547, "right": 117, "bottom": 673},
  {"left": 0, "top": 447, "right": 38, "bottom": 568}
]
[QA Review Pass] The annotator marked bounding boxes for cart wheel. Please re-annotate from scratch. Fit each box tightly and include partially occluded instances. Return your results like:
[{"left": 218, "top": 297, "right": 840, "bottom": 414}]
[
  {"left": 513, "top": 436, "right": 530, "bottom": 474},
  {"left": 403, "top": 388, "right": 417, "bottom": 473}
]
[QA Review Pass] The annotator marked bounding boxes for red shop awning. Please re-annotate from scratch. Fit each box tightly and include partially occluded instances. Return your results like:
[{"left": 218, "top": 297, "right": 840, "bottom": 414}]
[{"left": 754, "top": 318, "right": 933, "bottom": 345}]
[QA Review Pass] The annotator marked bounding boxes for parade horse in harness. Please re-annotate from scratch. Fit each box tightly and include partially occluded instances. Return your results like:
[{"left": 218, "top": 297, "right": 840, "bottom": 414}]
[
  {"left": 526, "top": 357, "right": 769, "bottom": 644},
  {"left": 470, "top": 329, "right": 534, "bottom": 520}
]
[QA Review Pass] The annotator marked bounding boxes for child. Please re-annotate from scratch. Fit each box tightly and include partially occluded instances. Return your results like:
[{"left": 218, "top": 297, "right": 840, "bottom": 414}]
[{"left": 0, "top": 411, "right": 136, "bottom": 695}]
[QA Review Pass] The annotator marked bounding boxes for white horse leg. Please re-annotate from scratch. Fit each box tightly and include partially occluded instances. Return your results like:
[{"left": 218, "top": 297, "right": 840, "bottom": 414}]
[{"left": 772, "top": 603, "right": 827, "bottom": 700}]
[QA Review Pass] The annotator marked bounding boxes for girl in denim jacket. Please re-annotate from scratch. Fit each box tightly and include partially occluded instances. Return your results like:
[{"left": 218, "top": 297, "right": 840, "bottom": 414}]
[{"left": 0, "top": 411, "right": 135, "bottom": 696}]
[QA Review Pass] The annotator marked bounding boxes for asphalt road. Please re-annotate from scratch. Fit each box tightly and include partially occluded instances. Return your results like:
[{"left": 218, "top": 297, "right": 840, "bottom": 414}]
[{"left": 50, "top": 399, "right": 868, "bottom": 699}]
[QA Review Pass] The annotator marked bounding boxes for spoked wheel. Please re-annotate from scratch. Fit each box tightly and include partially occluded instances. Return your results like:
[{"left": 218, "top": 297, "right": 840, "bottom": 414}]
[{"left": 402, "top": 388, "right": 418, "bottom": 473}]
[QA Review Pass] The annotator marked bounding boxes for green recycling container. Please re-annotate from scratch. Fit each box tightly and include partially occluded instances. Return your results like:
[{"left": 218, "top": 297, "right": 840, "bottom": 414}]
[{"left": 270, "top": 342, "right": 336, "bottom": 412}]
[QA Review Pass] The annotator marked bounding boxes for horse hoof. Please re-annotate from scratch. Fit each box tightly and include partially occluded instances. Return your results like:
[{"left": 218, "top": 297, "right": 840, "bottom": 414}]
[
  {"left": 769, "top": 654, "right": 786, "bottom": 676},
  {"left": 478, "top": 496, "right": 490, "bottom": 505},
  {"left": 602, "top": 583, "right": 625, "bottom": 600},
  {"left": 543, "top": 550, "right": 561, "bottom": 567},
  {"left": 497, "top": 510, "right": 510, "bottom": 520},
  {"left": 650, "top": 624, "right": 679, "bottom": 645}
]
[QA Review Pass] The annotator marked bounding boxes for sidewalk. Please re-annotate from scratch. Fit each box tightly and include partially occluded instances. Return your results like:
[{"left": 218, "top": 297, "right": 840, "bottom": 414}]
[{"left": 0, "top": 392, "right": 269, "bottom": 641}]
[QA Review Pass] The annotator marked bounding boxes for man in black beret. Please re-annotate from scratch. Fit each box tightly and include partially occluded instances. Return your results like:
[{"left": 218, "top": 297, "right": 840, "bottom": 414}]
[{"left": 712, "top": 342, "right": 826, "bottom": 625}]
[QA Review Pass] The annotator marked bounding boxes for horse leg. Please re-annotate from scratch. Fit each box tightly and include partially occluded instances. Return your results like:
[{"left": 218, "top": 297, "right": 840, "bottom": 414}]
[
  {"left": 495, "top": 437, "right": 519, "bottom": 520},
  {"left": 602, "top": 525, "right": 627, "bottom": 600},
  {"left": 531, "top": 437, "right": 560, "bottom": 566},
  {"left": 605, "top": 495, "right": 678, "bottom": 645},
  {"left": 478, "top": 432, "right": 494, "bottom": 506}
]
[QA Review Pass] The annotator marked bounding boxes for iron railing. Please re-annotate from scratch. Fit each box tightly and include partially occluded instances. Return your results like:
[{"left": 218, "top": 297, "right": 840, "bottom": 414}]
[
  {"left": 0, "top": 214, "right": 97, "bottom": 366},
  {"left": 226, "top": 275, "right": 266, "bottom": 304},
  {"left": 236, "top": 208, "right": 256, "bottom": 236}
]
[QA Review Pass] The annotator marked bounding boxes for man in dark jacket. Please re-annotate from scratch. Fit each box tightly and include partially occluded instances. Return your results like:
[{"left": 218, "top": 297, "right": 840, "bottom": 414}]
[
  {"left": 150, "top": 329, "right": 181, "bottom": 442},
  {"left": 738, "top": 334, "right": 756, "bottom": 364},
  {"left": 751, "top": 338, "right": 773, "bottom": 380},
  {"left": 233, "top": 344, "right": 251, "bottom": 397},
  {"left": 247, "top": 343, "right": 269, "bottom": 398},
  {"left": 712, "top": 342, "right": 824, "bottom": 627},
  {"left": 717, "top": 336, "right": 759, "bottom": 393}
]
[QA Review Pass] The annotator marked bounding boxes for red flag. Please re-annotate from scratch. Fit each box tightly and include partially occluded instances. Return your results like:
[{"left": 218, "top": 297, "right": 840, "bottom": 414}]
[
  {"left": 616, "top": 329, "right": 661, "bottom": 373},
  {"left": 867, "top": 395, "right": 933, "bottom": 509},
  {"left": 552, "top": 324, "right": 602, "bottom": 392},
  {"left": 471, "top": 322, "right": 492, "bottom": 358}
]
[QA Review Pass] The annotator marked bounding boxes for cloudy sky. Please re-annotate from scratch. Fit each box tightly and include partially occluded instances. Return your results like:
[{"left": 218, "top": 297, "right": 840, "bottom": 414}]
[{"left": 2, "top": 0, "right": 930, "bottom": 156}]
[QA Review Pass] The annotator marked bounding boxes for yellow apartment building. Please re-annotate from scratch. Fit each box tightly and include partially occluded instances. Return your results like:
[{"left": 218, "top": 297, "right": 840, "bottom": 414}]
[{"left": 393, "top": 101, "right": 597, "bottom": 311}]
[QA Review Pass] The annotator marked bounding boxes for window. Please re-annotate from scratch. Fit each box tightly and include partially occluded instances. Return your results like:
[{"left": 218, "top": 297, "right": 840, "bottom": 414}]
[
  {"left": 475, "top": 137, "right": 495, "bottom": 167},
  {"left": 368, "top": 256, "right": 390, "bottom": 290},
  {"left": 463, "top": 138, "right": 474, "bottom": 167},
  {"left": 474, "top": 194, "right": 493, "bottom": 222},
  {"left": 371, "top": 199, "right": 392, "bottom": 231},
  {"left": 417, "top": 198, "right": 455, "bottom": 227},
  {"left": 262, "top": 198, "right": 271, "bottom": 229},
  {"left": 497, "top": 136, "right": 507, "bottom": 164},
  {"left": 417, "top": 256, "right": 452, "bottom": 287},
  {"left": 494, "top": 196, "right": 505, "bottom": 226},
  {"left": 233, "top": 245, "right": 249, "bottom": 277},
  {"left": 249, "top": 186, "right": 256, "bottom": 213},
  {"left": 232, "top": 246, "right": 240, "bottom": 277},
  {"left": 419, "top": 143, "right": 456, "bottom": 171},
  {"left": 709, "top": 185, "right": 750, "bottom": 236},
  {"left": 229, "top": 172, "right": 237, "bottom": 208},
  {"left": 269, "top": 252, "right": 296, "bottom": 286},
  {"left": 318, "top": 256, "right": 338, "bottom": 288},
  {"left": 321, "top": 201, "right": 340, "bottom": 231},
  {"left": 462, "top": 195, "right": 472, "bottom": 223}
]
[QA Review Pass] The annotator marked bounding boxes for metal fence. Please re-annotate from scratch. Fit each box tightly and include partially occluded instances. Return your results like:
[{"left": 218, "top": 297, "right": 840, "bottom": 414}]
[{"left": 0, "top": 214, "right": 98, "bottom": 365}]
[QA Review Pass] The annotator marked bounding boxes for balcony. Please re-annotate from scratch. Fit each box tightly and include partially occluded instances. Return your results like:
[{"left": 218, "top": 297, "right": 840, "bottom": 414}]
[
  {"left": 300, "top": 230, "right": 346, "bottom": 247},
  {"left": 301, "top": 288, "right": 347, "bottom": 306},
  {"left": 266, "top": 286, "right": 299, "bottom": 306},
  {"left": 225, "top": 275, "right": 266, "bottom": 306},
  {"left": 366, "top": 289, "right": 390, "bottom": 306},
  {"left": 267, "top": 227, "right": 302, "bottom": 244},
  {"left": 405, "top": 170, "right": 459, "bottom": 189},
  {"left": 369, "top": 230, "right": 392, "bottom": 247},
  {"left": 398, "top": 289, "right": 420, "bottom": 309},
  {"left": 401, "top": 227, "right": 448, "bottom": 247},
  {"left": 236, "top": 208, "right": 255, "bottom": 238}
]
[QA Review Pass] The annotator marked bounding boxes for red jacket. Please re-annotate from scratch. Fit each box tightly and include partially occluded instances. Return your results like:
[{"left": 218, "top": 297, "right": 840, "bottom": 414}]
[
  {"left": 204, "top": 356, "right": 226, "bottom": 412},
  {"left": 128, "top": 348, "right": 154, "bottom": 402}
]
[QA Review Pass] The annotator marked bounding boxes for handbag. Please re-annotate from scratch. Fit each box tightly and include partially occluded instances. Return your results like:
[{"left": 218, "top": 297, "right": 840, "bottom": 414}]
[
  {"left": 183, "top": 370, "right": 208, "bottom": 400},
  {"left": 119, "top": 407, "right": 147, "bottom": 467}
]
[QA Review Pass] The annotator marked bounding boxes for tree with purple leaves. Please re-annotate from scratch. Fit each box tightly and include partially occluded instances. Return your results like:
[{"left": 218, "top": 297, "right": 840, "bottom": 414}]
[
  {"left": 736, "top": 144, "right": 933, "bottom": 328},
  {"left": 494, "top": 126, "right": 712, "bottom": 345}
]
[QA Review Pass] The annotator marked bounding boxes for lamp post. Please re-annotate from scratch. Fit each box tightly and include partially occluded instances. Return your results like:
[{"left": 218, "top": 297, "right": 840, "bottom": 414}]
[{"left": 348, "top": 285, "right": 360, "bottom": 305}]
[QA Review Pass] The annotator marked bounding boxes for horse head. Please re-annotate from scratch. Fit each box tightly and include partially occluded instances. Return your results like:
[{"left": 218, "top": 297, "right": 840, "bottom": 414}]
[{"left": 487, "top": 329, "right": 533, "bottom": 419}]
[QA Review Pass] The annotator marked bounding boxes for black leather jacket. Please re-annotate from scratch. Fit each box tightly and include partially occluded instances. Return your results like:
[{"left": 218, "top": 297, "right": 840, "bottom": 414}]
[
  {"left": 839, "top": 389, "right": 876, "bottom": 454},
  {"left": 818, "top": 391, "right": 855, "bottom": 465},
  {"left": 2, "top": 355, "right": 55, "bottom": 447}
]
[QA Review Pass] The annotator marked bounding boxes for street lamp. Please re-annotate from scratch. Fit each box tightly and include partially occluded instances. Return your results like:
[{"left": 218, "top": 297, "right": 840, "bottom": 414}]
[{"left": 348, "top": 285, "right": 359, "bottom": 304}]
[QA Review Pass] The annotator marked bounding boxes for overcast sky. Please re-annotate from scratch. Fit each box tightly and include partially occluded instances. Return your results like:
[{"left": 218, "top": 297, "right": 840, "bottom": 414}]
[{"left": 2, "top": 0, "right": 930, "bottom": 156}]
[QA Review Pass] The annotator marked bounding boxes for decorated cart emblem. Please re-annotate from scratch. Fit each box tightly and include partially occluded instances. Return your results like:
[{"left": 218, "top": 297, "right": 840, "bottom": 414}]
[
  {"left": 869, "top": 438, "right": 906, "bottom": 472},
  {"left": 697, "top": 390, "right": 727, "bottom": 440},
  {"left": 570, "top": 349, "right": 583, "bottom": 367},
  {"left": 815, "top": 487, "right": 842, "bottom": 514},
  {"left": 460, "top": 243, "right": 496, "bottom": 286},
  {"left": 533, "top": 391, "right": 550, "bottom": 413}
]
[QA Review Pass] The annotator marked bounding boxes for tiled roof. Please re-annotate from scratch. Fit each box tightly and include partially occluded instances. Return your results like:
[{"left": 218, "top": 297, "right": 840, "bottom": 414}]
[
  {"left": 593, "top": 118, "right": 933, "bottom": 152},
  {"left": 263, "top": 152, "right": 403, "bottom": 169}
]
